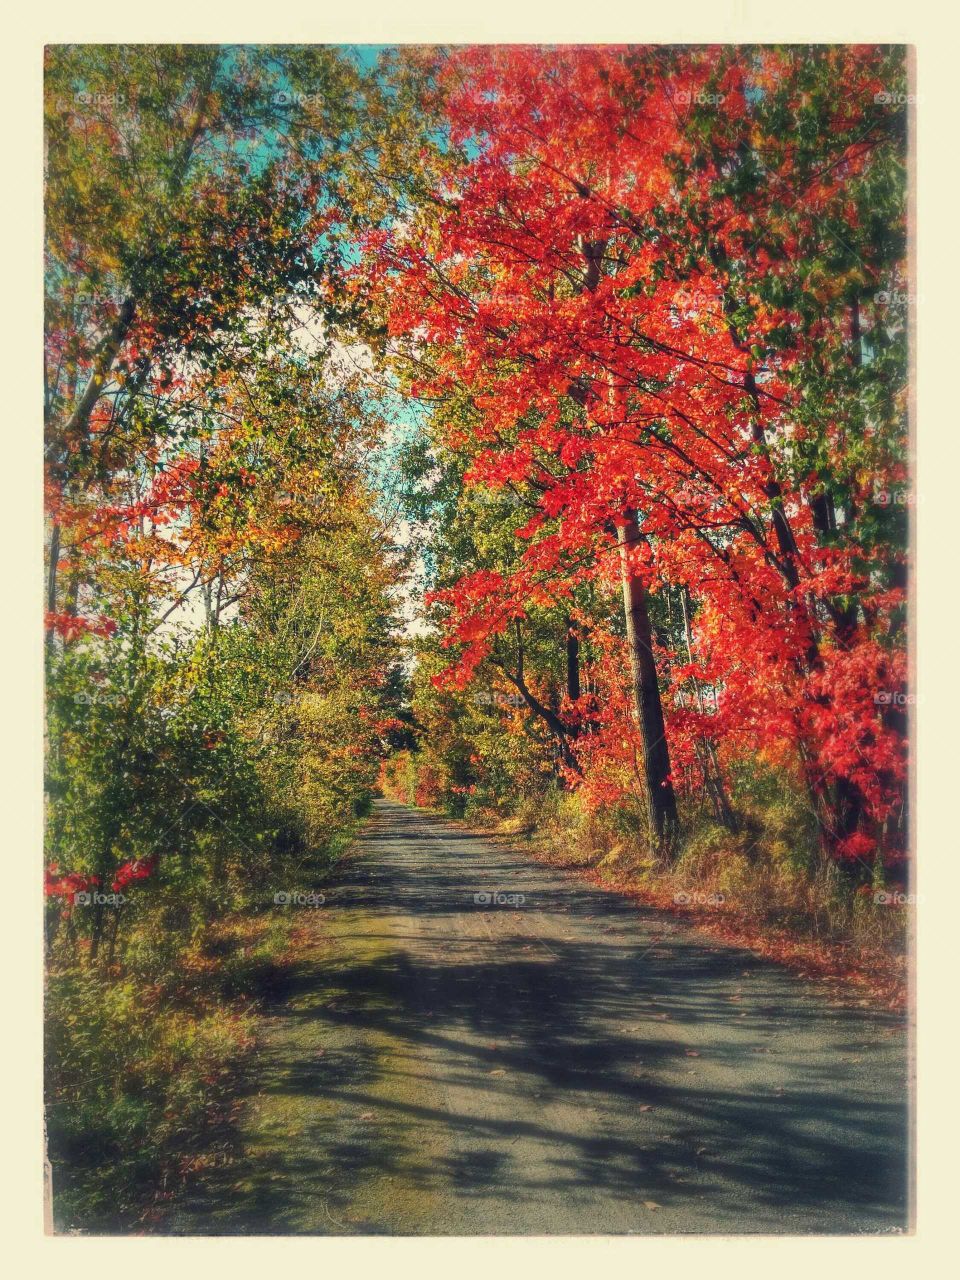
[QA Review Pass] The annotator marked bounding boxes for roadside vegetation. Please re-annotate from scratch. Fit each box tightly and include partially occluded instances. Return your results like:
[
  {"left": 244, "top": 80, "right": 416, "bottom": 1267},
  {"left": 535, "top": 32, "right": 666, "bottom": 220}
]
[
  {"left": 44, "top": 47, "right": 411, "bottom": 1229},
  {"left": 375, "top": 45, "right": 910, "bottom": 1002},
  {"left": 45, "top": 43, "right": 910, "bottom": 1229}
]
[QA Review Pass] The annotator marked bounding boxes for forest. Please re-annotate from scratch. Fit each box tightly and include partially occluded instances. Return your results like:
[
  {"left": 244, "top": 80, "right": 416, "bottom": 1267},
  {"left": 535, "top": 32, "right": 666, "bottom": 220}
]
[{"left": 44, "top": 44, "right": 910, "bottom": 1231}]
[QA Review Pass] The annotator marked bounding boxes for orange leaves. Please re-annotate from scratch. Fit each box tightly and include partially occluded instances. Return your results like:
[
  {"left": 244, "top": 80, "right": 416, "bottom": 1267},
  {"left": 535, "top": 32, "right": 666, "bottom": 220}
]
[
  {"left": 363, "top": 45, "right": 908, "bottom": 862},
  {"left": 45, "top": 610, "right": 117, "bottom": 643}
]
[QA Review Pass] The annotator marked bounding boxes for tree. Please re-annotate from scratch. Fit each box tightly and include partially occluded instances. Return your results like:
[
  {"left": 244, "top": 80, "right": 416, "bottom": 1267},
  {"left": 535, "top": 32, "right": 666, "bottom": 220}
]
[{"left": 370, "top": 44, "right": 908, "bottom": 864}]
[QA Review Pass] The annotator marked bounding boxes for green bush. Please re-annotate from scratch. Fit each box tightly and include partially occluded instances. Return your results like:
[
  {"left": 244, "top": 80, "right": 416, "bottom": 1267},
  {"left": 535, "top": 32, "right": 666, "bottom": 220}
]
[{"left": 46, "top": 963, "right": 257, "bottom": 1230}]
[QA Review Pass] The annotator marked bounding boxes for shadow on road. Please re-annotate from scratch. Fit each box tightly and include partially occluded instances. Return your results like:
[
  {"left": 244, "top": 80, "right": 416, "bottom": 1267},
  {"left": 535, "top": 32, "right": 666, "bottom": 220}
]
[{"left": 171, "top": 802, "right": 910, "bottom": 1236}]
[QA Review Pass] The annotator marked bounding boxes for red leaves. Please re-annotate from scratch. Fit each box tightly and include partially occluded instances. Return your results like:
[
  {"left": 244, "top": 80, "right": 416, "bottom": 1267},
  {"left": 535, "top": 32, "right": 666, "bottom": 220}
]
[
  {"left": 46, "top": 856, "right": 157, "bottom": 900},
  {"left": 111, "top": 855, "right": 158, "bottom": 892},
  {"left": 45, "top": 611, "right": 117, "bottom": 642},
  {"left": 367, "top": 44, "right": 907, "bottom": 863},
  {"left": 836, "top": 833, "right": 877, "bottom": 861},
  {"left": 44, "top": 868, "right": 99, "bottom": 899}
]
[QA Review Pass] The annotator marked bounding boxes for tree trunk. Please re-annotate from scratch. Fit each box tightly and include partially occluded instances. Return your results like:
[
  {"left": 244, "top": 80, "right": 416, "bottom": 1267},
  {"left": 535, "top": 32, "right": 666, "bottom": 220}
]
[
  {"left": 617, "top": 512, "right": 679, "bottom": 853},
  {"left": 572, "top": 235, "right": 678, "bottom": 847},
  {"left": 45, "top": 520, "right": 60, "bottom": 649},
  {"left": 565, "top": 619, "right": 581, "bottom": 702},
  {"left": 680, "top": 586, "right": 737, "bottom": 831}
]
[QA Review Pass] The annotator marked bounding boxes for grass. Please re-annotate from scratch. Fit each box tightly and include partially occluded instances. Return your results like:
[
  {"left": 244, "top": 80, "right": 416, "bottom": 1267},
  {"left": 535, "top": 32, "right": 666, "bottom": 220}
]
[
  {"left": 45, "top": 822, "right": 369, "bottom": 1233},
  {"left": 404, "top": 776, "right": 911, "bottom": 1013},
  {"left": 157, "top": 885, "right": 449, "bottom": 1235}
]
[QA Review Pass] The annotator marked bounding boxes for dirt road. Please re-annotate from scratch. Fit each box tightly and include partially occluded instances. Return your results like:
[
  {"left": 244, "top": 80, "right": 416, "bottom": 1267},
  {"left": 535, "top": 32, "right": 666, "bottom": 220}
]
[{"left": 170, "top": 799, "right": 910, "bottom": 1235}]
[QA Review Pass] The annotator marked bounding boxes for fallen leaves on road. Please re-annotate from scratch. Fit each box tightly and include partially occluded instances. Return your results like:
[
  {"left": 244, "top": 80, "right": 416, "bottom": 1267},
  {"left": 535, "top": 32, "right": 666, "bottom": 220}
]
[{"left": 489, "top": 823, "right": 907, "bottom": 1013}]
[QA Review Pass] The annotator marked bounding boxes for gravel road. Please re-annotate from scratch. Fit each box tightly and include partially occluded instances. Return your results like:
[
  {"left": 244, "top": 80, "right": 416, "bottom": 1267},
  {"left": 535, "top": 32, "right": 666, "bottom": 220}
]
[{"left": 170, "top": 799, "right": 911, "bottom": 1235}]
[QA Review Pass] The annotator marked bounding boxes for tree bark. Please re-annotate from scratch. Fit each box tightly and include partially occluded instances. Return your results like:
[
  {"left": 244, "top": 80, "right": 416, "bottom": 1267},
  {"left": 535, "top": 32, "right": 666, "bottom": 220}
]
[
  {"left": 565, "top": 618, "right": 581, "bottom": 702},
  {"left": 617, "top": 512, "right": 679, "bottom": 853},
  {"left": 571, "top": 234, "right": 678, "bottom": 849}
]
